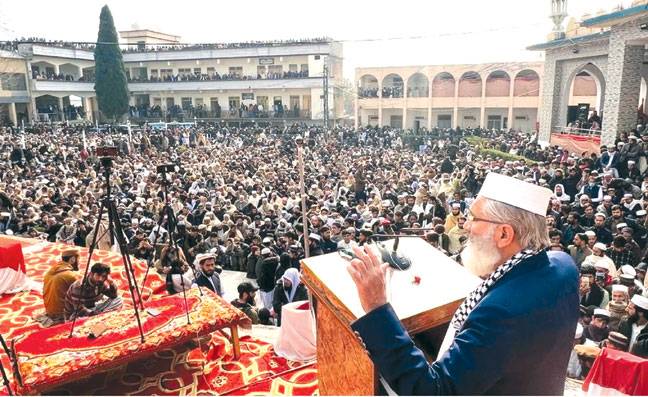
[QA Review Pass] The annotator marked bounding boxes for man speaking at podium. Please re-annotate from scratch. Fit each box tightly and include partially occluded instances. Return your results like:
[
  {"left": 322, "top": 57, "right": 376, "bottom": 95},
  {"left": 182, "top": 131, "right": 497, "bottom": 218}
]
[{"left": 347, "top": 173, "right": 579, "bottom": 395}]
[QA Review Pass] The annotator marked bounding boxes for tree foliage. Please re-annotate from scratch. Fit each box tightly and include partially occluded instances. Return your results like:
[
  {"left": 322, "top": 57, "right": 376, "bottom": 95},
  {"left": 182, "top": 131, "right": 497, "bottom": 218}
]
[{"left": 94, "top": 5, "right": 129, "bottom": 121}]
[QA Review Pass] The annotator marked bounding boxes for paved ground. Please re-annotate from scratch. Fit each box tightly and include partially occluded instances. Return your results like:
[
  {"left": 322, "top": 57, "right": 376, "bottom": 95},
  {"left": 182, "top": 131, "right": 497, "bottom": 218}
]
[{"left": 564, "top": 377, "right": 584, "bottom": 396}]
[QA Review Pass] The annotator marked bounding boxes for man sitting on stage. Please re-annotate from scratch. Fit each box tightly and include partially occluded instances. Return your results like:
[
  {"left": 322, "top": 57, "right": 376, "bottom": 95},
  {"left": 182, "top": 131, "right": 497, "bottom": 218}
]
[
  {"left": 42, "top": 248, "right": 80, "bottom": 324},
  {"left": 193, "top": 253, "right": 223, "bottom": 296},
  {"left": 64, "top": 262, "right": 123, "bottom": 321},
  {"left": 347, "top": 173, "right": 579, "bottom": 395}
]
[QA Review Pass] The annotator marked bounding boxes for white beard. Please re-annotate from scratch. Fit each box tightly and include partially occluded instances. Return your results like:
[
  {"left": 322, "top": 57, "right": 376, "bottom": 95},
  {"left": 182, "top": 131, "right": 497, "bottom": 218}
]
[{"left": 461, "top": 226, "right": 502, "bottom": 278}]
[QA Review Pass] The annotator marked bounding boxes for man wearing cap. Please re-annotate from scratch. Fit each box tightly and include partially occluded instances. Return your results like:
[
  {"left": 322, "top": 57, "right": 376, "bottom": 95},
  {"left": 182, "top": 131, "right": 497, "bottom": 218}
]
[
  {"left": 231, "top": 281, "right": 266, "bottom": 324},
  {"left": 582, "top": 242, "right": 617, "bottom": 279},
  {"left": 43, "top": 248, "right": 80, "bottom": 323},
  {"left": 607, "top": 285, "right": 629, "bottom": 330},
  {"left": 337, "top": 228, "right": 357, "bottom": 251},
  {"left": 319, "top": 226, "right": 337, "bottom": 254},
  {"left": 194, "top": 253, "right": 223, "bottom": 296},
  {"left": 444, "top": 203, "right": 462, "bottom": 232},
  {"left": 257, "top": 248, "right": 279, "bottom": 310},
  {"left": 347, "top": 173, "right": 579, "bottom": 395},
  {"left": 591, "top": 213, "right": 613, "bottom": 245},
  {"left": 584, "top": 308, "right": 610, "bottom": 343},
  {"left": 618, "top": 294, "right": 648, "bottom": 357}
]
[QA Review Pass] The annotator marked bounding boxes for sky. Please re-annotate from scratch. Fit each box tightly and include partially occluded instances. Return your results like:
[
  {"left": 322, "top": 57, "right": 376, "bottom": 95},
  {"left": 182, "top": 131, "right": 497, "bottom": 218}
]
[{"left": 0, "top": 0, "right": 633, "bottom": 80}]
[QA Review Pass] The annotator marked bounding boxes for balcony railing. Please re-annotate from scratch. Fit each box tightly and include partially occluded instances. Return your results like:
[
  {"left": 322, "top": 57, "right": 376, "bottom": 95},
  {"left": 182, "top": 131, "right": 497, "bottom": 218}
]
[
  {"left": 128, "top": 109, "right": 312, "bottom": 122},
  {"left": 552, "top": 126, "right": 602, "bottom": 136}
]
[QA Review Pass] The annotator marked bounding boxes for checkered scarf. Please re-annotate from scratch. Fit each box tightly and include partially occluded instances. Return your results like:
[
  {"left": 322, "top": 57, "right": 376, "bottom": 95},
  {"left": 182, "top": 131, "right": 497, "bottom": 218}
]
[{"left": 451, "top": 249, "right": 539, "bottom": 332}]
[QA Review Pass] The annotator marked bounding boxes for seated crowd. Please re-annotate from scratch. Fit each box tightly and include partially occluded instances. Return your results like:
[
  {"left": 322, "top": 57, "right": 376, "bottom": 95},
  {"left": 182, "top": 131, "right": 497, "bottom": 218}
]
[{"left": 2, "top": 123, "right": 647, "bottom": 347}]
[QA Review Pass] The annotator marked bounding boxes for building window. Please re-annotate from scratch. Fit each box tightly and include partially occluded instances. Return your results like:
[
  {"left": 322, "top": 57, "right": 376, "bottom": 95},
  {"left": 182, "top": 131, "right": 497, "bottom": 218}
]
[
  {"left": 181, "top": 97, "right": 192, "bottom": 110},
  {"left": 487, "top": 115, "right": 502, "bottom": 130},
  {"left": 0, "top": 73, "right": 26, "bottom": 91},
  {"left": 137, "top": 41, "right": 145, "bottom": 51},
  {"left": 437, "top": 114, "right": 451, "bottom": 129},
  {"left": 160, "top": 69, "right": 173, "bottom": 79},
  {"left": 257, "top": 66, "right": 267, "bottom": 78},
  {"left": 228, "top": 96, "right": 240, "bottom": 111},
  {"left": 300, "top": 64, "right": 309, "bottom": 76},
  {"left": 206, "top": 67, "right": 215, "bottom": 74},
  {"left": 228, "top": 67, "right": 243, "bottom": 78},
  {"left": 193, "top": 68, "right": 201, "bottom": 75},
  {"left": 289, "top": 64, "right": 298, "bottom": 73},
  {"left": 257, "top": 96, "right": 268, "bottom": 110},
  {"left": 268, "top": 65, "right": 282, "bottom": 78},
  {"left": 314, "top": 55, "right": 320, "bottom": 60},
  {"left": 150, "top": 69, "right": 158, "bottom": 78},
  {"left": 178, "top": 68, "right": 191, "bottom": 75}
]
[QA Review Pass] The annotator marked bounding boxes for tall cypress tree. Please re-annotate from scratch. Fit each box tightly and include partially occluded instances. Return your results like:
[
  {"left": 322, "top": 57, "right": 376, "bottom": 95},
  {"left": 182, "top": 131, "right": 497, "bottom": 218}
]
[{"left": 94, "top": 5, "right": 129, "bottom": 122}]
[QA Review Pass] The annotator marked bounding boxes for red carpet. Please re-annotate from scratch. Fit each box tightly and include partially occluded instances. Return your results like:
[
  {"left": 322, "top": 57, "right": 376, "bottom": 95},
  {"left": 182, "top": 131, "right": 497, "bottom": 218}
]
[{"left": 0, "top": 237, "right": 318, "bottom": 395}]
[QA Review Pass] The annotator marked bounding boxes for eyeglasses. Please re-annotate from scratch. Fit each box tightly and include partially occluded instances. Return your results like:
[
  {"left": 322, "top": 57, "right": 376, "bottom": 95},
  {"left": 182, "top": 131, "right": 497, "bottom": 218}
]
[{"left": 465, "top": 208, "right": 506, "bottom": 225}]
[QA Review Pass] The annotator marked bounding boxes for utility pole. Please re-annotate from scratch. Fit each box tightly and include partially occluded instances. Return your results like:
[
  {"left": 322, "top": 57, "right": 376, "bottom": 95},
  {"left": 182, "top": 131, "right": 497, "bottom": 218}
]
[
  {"left": 323, "top": 62, "right": 330, "bottom": 129},
  {"left": 296, "top": 137, "right": 310, "bottom": 258}
]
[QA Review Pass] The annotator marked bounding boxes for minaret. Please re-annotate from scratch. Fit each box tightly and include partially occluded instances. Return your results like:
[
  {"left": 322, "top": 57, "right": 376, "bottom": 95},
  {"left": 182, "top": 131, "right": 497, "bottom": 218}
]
[{"left": 550, "top": 0, "right": 568, "bottom": 40}]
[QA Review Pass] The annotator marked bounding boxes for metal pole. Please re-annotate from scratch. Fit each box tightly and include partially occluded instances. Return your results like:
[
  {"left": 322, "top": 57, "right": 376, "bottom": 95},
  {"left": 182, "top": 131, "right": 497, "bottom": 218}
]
[
  {"left": 297, "top": 144, "right": 310, "bottom": 258},
  {"left": 21, "top": 119, "right": 25, "bottom": 150},
  {"left": 323, "top": 62, "right": 330, "bottom": 129}
]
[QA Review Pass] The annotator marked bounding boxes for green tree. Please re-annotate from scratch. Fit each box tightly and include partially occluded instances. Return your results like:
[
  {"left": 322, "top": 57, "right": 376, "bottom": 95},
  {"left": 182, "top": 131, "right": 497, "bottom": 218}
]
[{"left": 94, "top": 5, "right": 129, "bottom": 121}]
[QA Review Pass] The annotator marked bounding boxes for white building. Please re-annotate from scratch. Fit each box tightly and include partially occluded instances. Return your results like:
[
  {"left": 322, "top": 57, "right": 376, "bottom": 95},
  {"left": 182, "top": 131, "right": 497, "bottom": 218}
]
[{"left": 0, "top": 31, "right": 342, "bottom": 125}]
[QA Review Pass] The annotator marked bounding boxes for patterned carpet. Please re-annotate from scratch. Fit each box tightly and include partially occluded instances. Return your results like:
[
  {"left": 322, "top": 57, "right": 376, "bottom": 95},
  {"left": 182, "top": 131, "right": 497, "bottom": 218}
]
[{"left": 0, "top": 237, "right": 318, "bottom": 395}]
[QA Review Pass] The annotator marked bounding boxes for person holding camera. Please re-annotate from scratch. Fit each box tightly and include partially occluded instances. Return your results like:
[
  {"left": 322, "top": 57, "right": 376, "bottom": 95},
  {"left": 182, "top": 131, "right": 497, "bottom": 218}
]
[{"left": 157, "top": 244, "right": 193, "bottom": 295}]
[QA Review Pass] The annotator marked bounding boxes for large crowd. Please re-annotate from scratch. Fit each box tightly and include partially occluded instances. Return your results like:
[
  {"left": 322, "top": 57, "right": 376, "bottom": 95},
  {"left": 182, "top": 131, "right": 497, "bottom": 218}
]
[{"left": 2, "top": 122, "right": 648, "bottom": 370}]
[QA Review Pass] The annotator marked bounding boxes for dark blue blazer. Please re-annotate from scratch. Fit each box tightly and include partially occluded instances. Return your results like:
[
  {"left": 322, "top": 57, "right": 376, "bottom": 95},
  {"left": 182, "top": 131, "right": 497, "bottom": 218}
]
[{"left": 351, "top": 251, "right": 579, "bottom": 395}]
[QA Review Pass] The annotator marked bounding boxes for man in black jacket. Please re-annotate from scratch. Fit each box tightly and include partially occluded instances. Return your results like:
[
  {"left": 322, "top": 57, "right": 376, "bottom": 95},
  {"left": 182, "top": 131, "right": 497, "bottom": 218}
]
[
  {"left": 257, "top": 248, "right": 279, "bottom": 309},
  {"left": 618, "top": 294, "right": 648, "bottom": 358},
  {"left": 580, "top": 265, "right": 605, "bottom": 308},
  {"left": 194, "top": 253, "right": 223, "bottom": 296}
]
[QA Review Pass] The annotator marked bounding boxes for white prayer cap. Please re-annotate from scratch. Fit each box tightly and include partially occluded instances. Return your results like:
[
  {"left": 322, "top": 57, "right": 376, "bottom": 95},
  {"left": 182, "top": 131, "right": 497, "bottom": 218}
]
[
  {"left": 593, "top": 308, "right": 610, "bottom": 318},
  {"left": 477, "top": 173, "right": 552, "bottom": 216},
  {"left": 575, "top": 323, "right": 583, "bottom": 339},
  {"left": 580, "top": 194, "right": 590, "bottom": 200},
  {"left": 616, "top": 223, "right": 627, "bottom": 229},
  {"left": 594, "top": 242, "right": 607, "bottom": 251},
  {"left": 451, "top": 203, "right": 461, "bottom": 209},
  {"left": 631, "top": 294, "right": 648, "bottom": 311},
  {"left": 194, "top": 252, "right": 215, "bottom": 266},
  {"left": 308, "top": 232, "right": 321, "bottom": 241},
  {"left": 595, "top": 212, "right": 607, "bottom": 219},
  {"left": 612, "top": 284, "right": 629, "bottom": 294},
  {"left": 260, "top": 247, "right": 272, "bottom": 255},
  {"left": 585, "top": 230, "right": 596, "bottom": 237},
  {"left": 621, "top": 265, "right": 636, "bottom": 277},
  {"left": 624, "top": 193, "right": 633, "bottom": 198},
  {"left": 637, "top": 210, "right": 647, "bottom": 216}
]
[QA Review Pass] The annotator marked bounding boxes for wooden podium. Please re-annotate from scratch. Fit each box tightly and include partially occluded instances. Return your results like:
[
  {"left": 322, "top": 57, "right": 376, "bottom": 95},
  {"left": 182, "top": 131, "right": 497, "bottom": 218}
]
[{"left": 301, "top": 238, "right": 480, "bottom": 395}]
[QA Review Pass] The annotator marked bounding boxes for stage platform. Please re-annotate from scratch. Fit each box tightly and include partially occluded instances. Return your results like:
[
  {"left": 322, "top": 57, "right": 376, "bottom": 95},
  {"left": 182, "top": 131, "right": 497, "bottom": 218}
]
[{"left": 0, "top": 236, "right": 318, "bottom": 395}]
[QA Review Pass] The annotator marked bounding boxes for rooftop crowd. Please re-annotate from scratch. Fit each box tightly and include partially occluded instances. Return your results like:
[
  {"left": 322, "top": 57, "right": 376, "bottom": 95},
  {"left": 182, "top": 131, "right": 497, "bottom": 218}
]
[
  {"left": 1, "top": 37, "right": 331, "bottom": 54},
  {"left": 2, "top": 122, "right": 648, "bottom": 368}
]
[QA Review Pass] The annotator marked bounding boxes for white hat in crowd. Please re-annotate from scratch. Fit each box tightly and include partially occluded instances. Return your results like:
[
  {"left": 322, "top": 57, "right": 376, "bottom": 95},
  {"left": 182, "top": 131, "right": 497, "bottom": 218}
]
[
  {"left": 631, "top": 294, "right": 648, "bottom": 311},
  {"left": 593, "top": 242, "right": 607, "bottom": 251}
]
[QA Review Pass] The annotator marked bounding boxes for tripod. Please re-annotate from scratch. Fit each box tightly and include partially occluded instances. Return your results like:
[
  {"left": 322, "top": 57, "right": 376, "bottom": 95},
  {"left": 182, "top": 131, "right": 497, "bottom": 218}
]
[
  {"left": 141, "top": 167, "right": 202, "bottom": 326},
  {"left": 0, "top": 335, "right": 14, "bottom": 395},
  {"left": 68, "top": 156, "right": 146, "bottom": 343}
]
